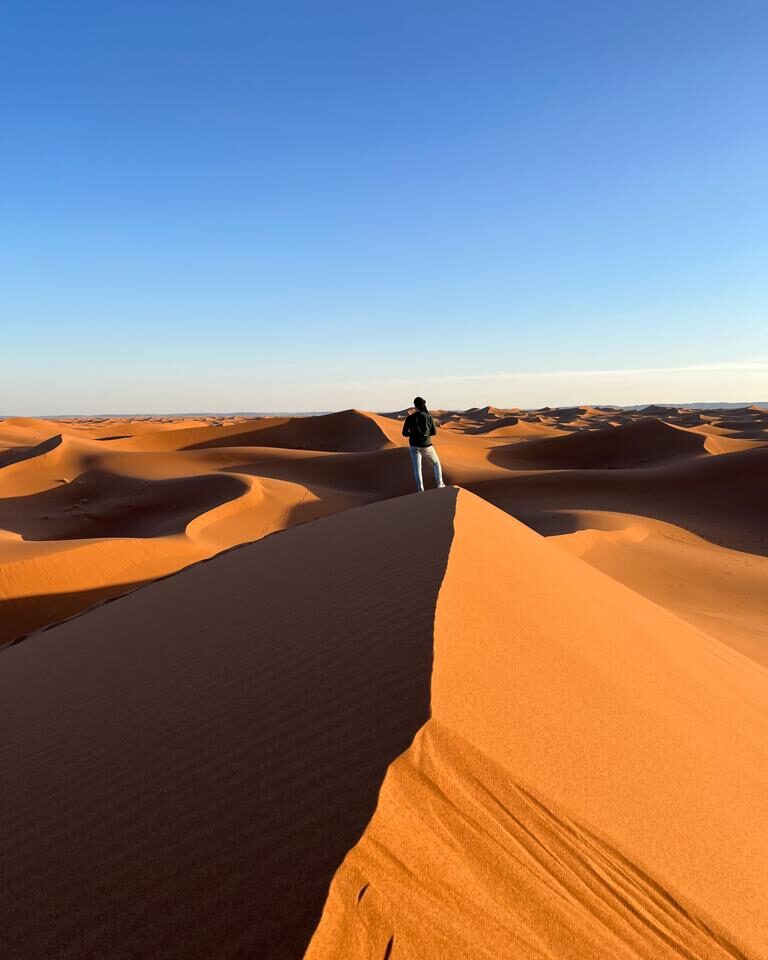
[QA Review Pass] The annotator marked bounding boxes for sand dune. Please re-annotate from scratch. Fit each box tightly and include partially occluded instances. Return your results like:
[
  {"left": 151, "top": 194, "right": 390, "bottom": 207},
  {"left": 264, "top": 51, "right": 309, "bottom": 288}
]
[
  {"left": 309, "top": 722, "right": 756, "bottom": 960},
  {"left": 3, "top": 489, "right": 765, "bottom": 958},
  {"left": 0, "top": 469, "right": 351, "bottom": 646},
  {"left": 307, "top": 491, "right": 768, "bottom": 958},
  {"left": 0, "top": 413, "right": 401, "bottom": 644},
  {"left": 0, "top": 492, "right": 457, "bottom": 960},
  {"left": 478, "top": 443, "right": 768, "bottom": 558},
  {"left": 498, "top": 417, "right": 713, "bottom": 468},
  {"left": 2, "top": 404, "right": 767, "bottom": 958},
  {"left": 0, "top": 470, "right": 249, "bottom": 540},
  {"left": 0, "top": 416, "right": 82, "bottom": 442},
  {"left": 0, "top": 431, "right": 63, "bottom": 469},
  {"left": 551, "top": 511, "right": 768, "bottom": 666},
  {"left": 472, "top": 417, "right": 567, "bottom": 439},
  {"left": 104, "top": 409, "right": 399, "bottom": 454},
  {"left": 2, "top": 405, "right": 767, "bottom": 650}
]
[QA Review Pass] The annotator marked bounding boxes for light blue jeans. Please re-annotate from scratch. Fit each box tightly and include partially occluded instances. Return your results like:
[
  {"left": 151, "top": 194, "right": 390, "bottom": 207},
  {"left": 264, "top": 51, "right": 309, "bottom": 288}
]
[{"left": 409, "top": 445, "right": 444, "bottom": 492}]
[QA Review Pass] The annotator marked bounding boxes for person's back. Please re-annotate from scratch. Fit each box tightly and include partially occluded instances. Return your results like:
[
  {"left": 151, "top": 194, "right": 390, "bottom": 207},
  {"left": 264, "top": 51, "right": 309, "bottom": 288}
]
[
  {"left": 402, "top": 409, "right": 436, "bottom": 448},
  {"left": 402, "top": 396, "right": 444, "bottom": 492}
]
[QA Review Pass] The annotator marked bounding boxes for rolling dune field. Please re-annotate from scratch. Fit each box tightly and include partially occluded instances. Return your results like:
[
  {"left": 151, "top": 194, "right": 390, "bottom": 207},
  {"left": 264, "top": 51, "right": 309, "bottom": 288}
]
[{"left": 1, "top": 403, "right": 766, "bottom": 959}]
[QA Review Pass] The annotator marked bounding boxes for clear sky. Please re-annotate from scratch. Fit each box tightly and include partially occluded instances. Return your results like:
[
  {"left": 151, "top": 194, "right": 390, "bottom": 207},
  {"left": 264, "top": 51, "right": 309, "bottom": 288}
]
[{"left": 2, "top": 0, "right": 766, "bottom": 413}]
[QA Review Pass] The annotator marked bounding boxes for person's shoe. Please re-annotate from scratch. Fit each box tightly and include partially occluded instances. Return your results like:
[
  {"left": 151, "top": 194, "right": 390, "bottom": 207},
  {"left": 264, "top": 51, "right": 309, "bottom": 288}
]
[{"left": 438, "top": 483, "right": 446, "bottom": 488}]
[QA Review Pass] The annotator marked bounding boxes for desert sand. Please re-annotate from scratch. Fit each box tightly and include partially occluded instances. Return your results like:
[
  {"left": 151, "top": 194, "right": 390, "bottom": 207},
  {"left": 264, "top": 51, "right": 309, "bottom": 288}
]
[{"left": 1, "top": 404, "right": 767, "bottom": 958}]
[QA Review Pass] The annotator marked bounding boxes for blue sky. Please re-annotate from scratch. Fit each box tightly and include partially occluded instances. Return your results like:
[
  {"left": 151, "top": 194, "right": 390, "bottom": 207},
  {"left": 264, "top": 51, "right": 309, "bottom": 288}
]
[{"left": 2, "top": 0, "right": 766, "bottom": 413}]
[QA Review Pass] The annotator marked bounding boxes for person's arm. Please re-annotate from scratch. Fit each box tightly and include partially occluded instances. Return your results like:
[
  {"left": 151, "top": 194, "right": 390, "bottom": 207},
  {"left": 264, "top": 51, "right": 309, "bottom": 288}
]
[
  {"left": 402, "top": 414, "right": 411, "bottom": 437},
  {"left": 429, "top": 415, "right": 437, "bottom": 436}
]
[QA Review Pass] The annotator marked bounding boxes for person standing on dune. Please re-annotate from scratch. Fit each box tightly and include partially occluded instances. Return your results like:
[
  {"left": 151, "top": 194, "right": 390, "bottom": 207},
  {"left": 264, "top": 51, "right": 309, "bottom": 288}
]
[{"left": 402, "top": 396, "right": 445, "bottom": 492}]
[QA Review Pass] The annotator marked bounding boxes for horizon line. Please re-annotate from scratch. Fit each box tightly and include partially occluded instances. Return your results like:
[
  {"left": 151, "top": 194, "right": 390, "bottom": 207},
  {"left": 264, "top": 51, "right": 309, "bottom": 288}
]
[{"left": 3, "top": 401, "right": 767, "bottom": 418}]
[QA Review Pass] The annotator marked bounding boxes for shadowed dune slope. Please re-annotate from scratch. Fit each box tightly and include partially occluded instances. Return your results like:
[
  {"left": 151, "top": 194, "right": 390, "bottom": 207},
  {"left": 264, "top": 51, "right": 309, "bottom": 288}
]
[
  {"left": 497, "top": 417, "right": 709, "bottom": 468},
  {"left": 0, "top": 490, "right": 457, "bottom": 960},
  {"left": 307, "top": 490, "right": 768, "bottom": 959}
]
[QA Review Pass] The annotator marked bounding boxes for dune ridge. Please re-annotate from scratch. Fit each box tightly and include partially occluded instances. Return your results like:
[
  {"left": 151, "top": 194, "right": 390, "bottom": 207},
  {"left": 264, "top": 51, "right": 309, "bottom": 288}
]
[
  {"left": 1, "top": 488, "right": 766, "bottom": 958},
  {"left": 306, "top": 490, "right": 768, "bottom": 958}
]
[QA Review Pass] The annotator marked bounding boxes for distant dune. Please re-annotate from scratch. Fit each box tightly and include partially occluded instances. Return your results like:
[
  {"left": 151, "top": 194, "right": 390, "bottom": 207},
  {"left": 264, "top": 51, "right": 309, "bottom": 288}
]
[
  {"left": 1, "top": 403, "right": 767, "bottom": 958},
  {"left": 103, "top": 409, "right": 399, "bottom": 454},
  {"left": 497, "top": 417, "right": 715, "bottom": 468}
]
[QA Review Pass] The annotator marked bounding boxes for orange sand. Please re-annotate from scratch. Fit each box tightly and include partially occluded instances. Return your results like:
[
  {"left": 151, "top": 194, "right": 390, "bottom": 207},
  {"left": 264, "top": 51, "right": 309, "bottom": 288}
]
[{"left": 1, "top": 404, "right": 767, "bottom": 958}]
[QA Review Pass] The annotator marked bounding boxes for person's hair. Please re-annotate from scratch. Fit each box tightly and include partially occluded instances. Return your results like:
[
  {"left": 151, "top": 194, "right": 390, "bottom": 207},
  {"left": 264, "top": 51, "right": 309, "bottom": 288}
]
[{"left": 414, "top": 396, "right": 428, "bottom": 413}]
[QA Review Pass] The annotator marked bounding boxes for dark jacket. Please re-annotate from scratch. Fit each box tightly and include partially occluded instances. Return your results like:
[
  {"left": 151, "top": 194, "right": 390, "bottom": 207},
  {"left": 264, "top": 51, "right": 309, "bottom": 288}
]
[{"left": 402, "top": 410, "right": 437, "bottom": 447}]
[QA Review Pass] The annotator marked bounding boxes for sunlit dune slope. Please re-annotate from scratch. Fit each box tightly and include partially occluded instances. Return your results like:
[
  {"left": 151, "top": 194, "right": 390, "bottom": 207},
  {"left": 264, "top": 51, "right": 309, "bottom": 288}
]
[
  {"left": 307, "top": 490, "right": 768, "bottom": 960},
  {"left": 0, "top": 492, "right": 457, "bottom": 960},
  {"left": 0, "top": 417, "right": 81, "bottom": 444},
  {"left": 550, "top": 511, "right": 768, "bottom": 666}
]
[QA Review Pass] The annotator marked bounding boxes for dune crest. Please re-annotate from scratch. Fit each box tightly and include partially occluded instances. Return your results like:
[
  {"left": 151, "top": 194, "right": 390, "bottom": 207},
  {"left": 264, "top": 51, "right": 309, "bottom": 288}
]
[{"left": 307, "top": 490, "right": 768, "bottom": 958}]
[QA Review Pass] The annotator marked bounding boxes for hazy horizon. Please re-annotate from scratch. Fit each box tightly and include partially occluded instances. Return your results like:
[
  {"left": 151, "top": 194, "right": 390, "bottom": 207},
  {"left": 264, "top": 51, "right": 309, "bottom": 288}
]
[{"left": 5, "top": 398, "right": 767, "bottom": 419}]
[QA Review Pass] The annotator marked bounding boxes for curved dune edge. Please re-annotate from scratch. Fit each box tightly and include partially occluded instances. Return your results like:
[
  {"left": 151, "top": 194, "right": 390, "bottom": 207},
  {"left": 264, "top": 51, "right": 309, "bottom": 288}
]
[
  {"left": 2, "top": 407, "right": 765, "bottom": 648},
  {"left": 472, "top": 444, "right": 768, "bottom": 559},
  {"left": 0, "top": 430, "right": 115, "bottom": 497},
  {"left": 550, "top": 510, "right": 768, "bottom": 666},
  {"left": 0, "top": 472, "right": 354, "bottom": 648},
  {"left": 0, "top": 432, "right": 63, "bottom": 469},
  {"left": 305, "top": 490, "right": 768, "bottom": 959}
]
